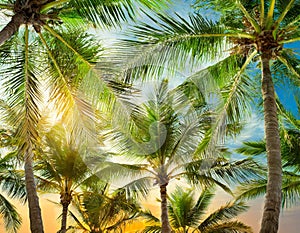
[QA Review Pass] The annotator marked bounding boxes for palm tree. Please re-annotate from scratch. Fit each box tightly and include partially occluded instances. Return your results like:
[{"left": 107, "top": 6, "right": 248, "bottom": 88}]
[
  {"left": 104, "top": 80, "right": 260, "bottom": 233},
  {"left": 35, "top": 124, "right": 98, "bottom": 233},
  {"left": 68, "top": 182, "right": 142, "bottom": 233},
  {"left": 235, "top": 98, "right": 300, "bottom": 208},
  {"left": 0, "top": 1, "right": 167, "bottom": 232},
  {"left": 115, "top": 1, "right": 300, "bottom": 232},
  {"left": 143, "top": 186, "right": 252, "bottom": 233}
]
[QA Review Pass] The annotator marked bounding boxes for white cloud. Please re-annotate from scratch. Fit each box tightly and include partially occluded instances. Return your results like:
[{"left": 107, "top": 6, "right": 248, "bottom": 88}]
[{"left": 226, "top": 111, "right": 265, "bottom": 150}]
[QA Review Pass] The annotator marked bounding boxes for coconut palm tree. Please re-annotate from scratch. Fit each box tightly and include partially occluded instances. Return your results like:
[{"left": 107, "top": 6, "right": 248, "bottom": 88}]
[
  {"left": 103, "top": 80, "right": 260, "bottom": 233},
  {"left": 115, "top": 1, "right": 300, "bottom": 232},
  {"left": 35, "top": 124, "right": 101, "bottom": 233},
  {"left": 0, "top": 1, "right": 167, "bottom": 232},
  {"left": 142, "top": 186, "right": 252, "bottom": 233},
  {"left": 68, "top": 182, "right": 142, "bottom": 233},
  {"left": 0, "top": 27, "right": 102, "bottom": 233}
]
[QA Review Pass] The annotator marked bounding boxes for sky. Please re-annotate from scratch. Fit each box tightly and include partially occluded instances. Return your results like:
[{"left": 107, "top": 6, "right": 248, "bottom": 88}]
[{"left": 1, "top": 0, "right": 300, "bottom": 232}]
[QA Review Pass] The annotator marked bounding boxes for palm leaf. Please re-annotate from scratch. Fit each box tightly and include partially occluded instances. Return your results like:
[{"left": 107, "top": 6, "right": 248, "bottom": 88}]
[
  {"left": 235, "top": 141, "right": 266, "bottom": 156},
  {"left": 142, "top": 225, "right": 162, "bottom": 233},
  {"left": 114, "top": 12, "right": 232, "bottom": 81},
  {"left": 203, "top": 220, "right": 253, "bottom": 233},
  {"left": 168, "top": 187, "right": 214, "bottom": 229},
  {"left": 198, "top": 201, "right": 249, "bottom": 231},
  {"left": 235, "top": 178, "right": 267, "bottom": 201},
  {"left": 67, "top": 0, "right": 134, "bottom": 28},
  {"left": 0, "top": 193, "right": 22, "bottom": 233},
  {"left": 0, "top": 169, "right": 26, "bottom": 201}
]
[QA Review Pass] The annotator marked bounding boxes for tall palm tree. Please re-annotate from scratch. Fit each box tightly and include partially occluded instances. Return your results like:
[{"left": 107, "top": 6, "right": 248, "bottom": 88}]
[
  {"left": 115, "top": 1, "right": 300, "bottom": 232},
  {"left": 0, "top": 1, "right": 166, "bottom": 232},
  {"left": 143, "top": 186, "right": 252, "bottom": 233},
  {"left": 68, "top": 182, "right": 142, "bottom": 233},
  {"left": 0, "top": 27, "right": 102, "bottom": 233},
  {"left": 104, "top": 80, "right": 260, "bottom": 233},
  {"left": 35, "top": 124, "right": 98, "bottom": 233}
]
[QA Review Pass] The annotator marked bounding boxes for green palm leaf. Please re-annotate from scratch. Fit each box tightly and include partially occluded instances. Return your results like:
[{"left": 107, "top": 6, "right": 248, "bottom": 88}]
[
  {"left": 114, "top": 12, "right": 231, "bottom": 81},
  {"left": 198, "top": 201, "right": 249, "bottom": 231},
  {"left": 0, "top": 194, "right": 22, "bottom": 233}
]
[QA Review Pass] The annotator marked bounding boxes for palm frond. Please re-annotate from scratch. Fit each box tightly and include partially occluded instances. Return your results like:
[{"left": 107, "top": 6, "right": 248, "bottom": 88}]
[
  {"left": 117, "top": 176, "right": 153, "bottom": 199},
  {"left": 186, "top": 157, "right": 262, "bottom": 191},
  {"left": 114, "top": 12, "right": 232, "bottom": 82},
  {"left": 235, "top": 141, "right": 266, "bottom": 156},
  {"left": 142, "top": 225, "right": 162, "bottom": 233},
  {"left": 0, "top": 169, "right": 26, "bottom": 201},
  {"left": 235, "top": 178, "right": 267, "bottom": 201},
  {"left": 198, "top": 201, "right": 249, "bottom": 231},
  {"left": 140, "top": 209, "right": 160, "bottom": 223},
  {"left": 277, "top": 97, "right": 300, "bottom": 129},
  {"left": 0, "top": 28, "right": 42, "bottom": 156},
  {"left": 62, "top": 0, "right": 134, "bottom": 28},
  {"left": 65, "top": 0, "right": 169, "bottom": 29},
  {"left": 168, "top": 187, "right": 214, "bottom": 229},
  {"left": 189, "top": 188, "right": 215, "bottom": 227},
  {"left": 236, "top": 171, "right": 300, "bottom": 208},
  {"left": 39, "top": 28, "right": 103, "bottom": 143},
  {"left": 276, "top": 50, "right": 300, "bottom": 82},
  {"left": 192, "top": 54, "right": 256, "bottom": 158},
  {"left": 0, "top": 193, "right": 22, "bottom": 233},
  {"left": 68, "top": 210, "right": 91, "bottom": 232},
  {"left": 277, "top": 0, "right": 300, "bottom": 28},
  {"left": 202, "top": 220, "right": 253, "bottom": 233},
  {"left": 281, "top": 172, "right": 300, "bottom": 208}
]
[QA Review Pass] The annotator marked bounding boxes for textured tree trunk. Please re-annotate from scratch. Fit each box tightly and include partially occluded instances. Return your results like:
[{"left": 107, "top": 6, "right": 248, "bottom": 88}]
[
  {"left": 59, "top": 201, "right": 70, "bottom": 233},
  {"left": 24, "top": 144, "right": 44, "bottom": 233},
  {"left": 160, "top": 183, "right": 172, "bottom": 233},
  {"left": 0, "top": 13, "right": 25, "bottom": 46},
  {"left": 259, "top": 53, "right": 282, "bottom": 233}
]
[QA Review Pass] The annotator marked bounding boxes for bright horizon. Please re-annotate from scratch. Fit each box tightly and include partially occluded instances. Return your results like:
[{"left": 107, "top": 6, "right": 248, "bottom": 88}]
[{"left": 2, "top": 188, "right": 300, "bottom": 232}]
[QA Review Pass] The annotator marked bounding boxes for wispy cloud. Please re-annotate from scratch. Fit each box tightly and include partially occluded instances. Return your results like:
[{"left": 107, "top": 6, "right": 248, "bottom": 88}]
[{"left": 226, "top": 111, "right": 264, "bottom": 158}]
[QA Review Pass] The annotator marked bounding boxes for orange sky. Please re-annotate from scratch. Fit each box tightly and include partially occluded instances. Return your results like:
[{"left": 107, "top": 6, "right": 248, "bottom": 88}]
[{"left": 1, "top": 190, "right": 300, "bottom": 232}]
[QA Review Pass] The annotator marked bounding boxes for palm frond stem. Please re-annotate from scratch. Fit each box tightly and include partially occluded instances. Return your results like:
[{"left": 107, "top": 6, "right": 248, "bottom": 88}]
[
  {"left": 40, "top": 0, "right": 68, "bottom": 13},
  {"left": 204, "top": 51, "right": 256, "bottom": 154},
  {"left": 236, "top": 1, "right": 261, "bottom": 32},
  {"left": 220, "top": 50, "right": 256, "bottom": 113},
  {"left": 25, "top": 25, "right": 29, "bottom": 93},
  {"left": 277, "top": 55, "right": 300, "bottom": 79},
  {"left": 273, "top": 0, "right": 296, "bottom": 32},
  {"left": 38, "top": 32, "right": 65, "bottom": 79},
  {"left": 43, "top": 25, "right": 92, "bottom": 67},
  {"left": 168, "top": 171, "right": 186, "bottom": 180},
  {"left": 170, "top": 33, "right": 255, "bottom": 40},
  {"left": 165, "top": 119, "right": 199, "bottom": 170},
  {"left": 283, "top": 15, "right": 300, "bottom": 30},
  {"left": 38, "top": 32, "right": 76, "bottom": 115},
  {"left": 266, "top": 0, "right": 276, "bottom": 29},
  {"left": 260, "top": 0, "right": 265, "bottom": 26},
  {"left": 279, "top": 37, "right": 300, "bottom": 44}
]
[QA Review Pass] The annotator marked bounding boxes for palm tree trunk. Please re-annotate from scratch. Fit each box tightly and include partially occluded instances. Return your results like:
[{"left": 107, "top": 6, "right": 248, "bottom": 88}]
[
  {"left": 259, "top": 53, "right": 282, "bottom": 233},
  {"left": 160, "top": 183, "right": 172, "bottom": 233},
  {"left": 59, "top": 201, "right": 70, "bottom": 233},
  {"left": 0, "top": 13, "right": 25, "bottom": 46},
  {"left": 24, "top": 145, "right": 44, "bottom": 233}
]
